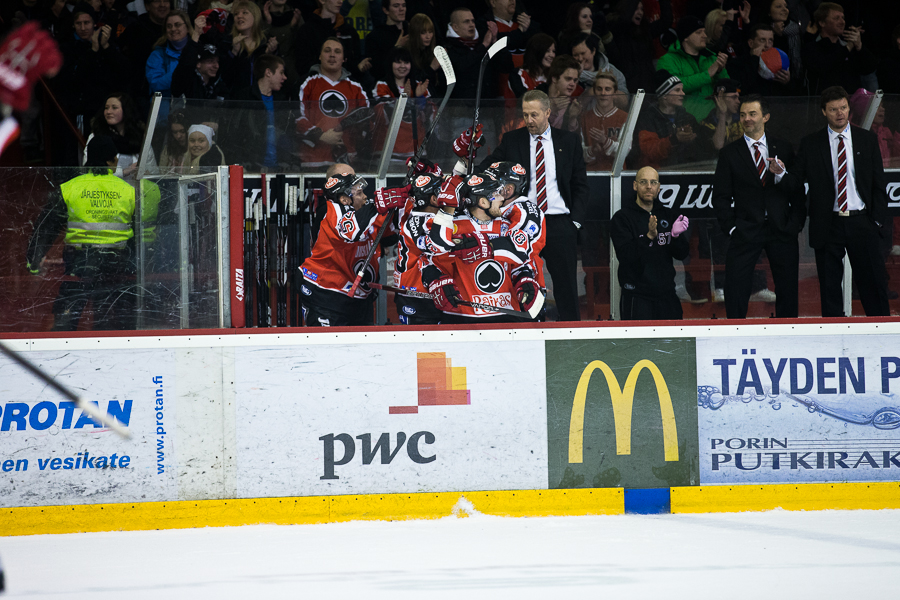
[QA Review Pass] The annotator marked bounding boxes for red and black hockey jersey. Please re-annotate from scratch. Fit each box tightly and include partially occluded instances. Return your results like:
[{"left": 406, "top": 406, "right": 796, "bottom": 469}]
[
  {"left": 501, "top": 198, "right": 547, "bottom": 288},
  {"left": 296, "top": 73, "right": 369, "bottom": 168},
  {"left": 372, "top": 82, "right": 432, "bottom": 160},
  {"left": 393, "top": 203, "right": 456, "bottom": 292}
]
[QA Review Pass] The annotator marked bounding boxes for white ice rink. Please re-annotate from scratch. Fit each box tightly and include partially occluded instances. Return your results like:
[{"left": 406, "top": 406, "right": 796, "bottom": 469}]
[{"left": 2, "top": 508, "right": 899, "bottom": 599}]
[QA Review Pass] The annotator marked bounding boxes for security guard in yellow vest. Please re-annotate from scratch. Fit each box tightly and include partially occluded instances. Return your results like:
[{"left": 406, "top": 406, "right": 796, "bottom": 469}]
[{"left": 27, "top": 136, "right": 137, "bottom": 331}]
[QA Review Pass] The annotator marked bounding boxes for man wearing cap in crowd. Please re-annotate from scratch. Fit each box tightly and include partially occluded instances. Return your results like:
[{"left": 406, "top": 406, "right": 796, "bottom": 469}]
[
  {"left": 27, "top": 136, "right": 138, "bottom": 331},
  {"left": 633, "top": 69, "right": 711, "bottom": 169},
  {"left": 656, "top": 14, "right": 730, "bottom": 121},
  {"left": 171, "top": 43, "right": 228, "bottom": 101}
]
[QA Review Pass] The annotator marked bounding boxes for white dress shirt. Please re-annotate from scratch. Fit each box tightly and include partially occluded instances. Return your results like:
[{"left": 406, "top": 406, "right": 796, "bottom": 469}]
[
  {"left": 743, "top": 133, "right": 784, "bottom": 185},
  {"left": 827, "top": 124, "right": 865, "bottom": 212},
  {"left": 527, "top": 125, "right": 569, "bottom": 216}
]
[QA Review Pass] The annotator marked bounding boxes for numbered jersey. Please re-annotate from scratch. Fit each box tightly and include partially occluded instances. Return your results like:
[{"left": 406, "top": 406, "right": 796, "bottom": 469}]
[
  {"left": 394, "top": 205, "right": 456, "bottom": 292},
  {"left": 428, "top": 214, "right": 533, "bottom": 318},
  {"left": 301, "top": 200, "right": 389, "bottom": 302},
  {"left": 501, "top": 198, "right": 546, "bottom": 288}
]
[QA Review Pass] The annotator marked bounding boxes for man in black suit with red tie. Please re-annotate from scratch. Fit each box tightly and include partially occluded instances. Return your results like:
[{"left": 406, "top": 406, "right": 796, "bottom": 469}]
[
  {"left": 785, "top": 86, "right": 890, "bottom": 317},
  {"left": 477, "top": 89, "right": 589, "bottom": 321},
  {"left": 712, "top": 94, "right": 805, "bottom": 319}
]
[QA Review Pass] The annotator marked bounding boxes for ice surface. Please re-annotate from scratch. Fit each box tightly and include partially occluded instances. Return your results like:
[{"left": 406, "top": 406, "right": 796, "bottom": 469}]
[{"left": 1, "top": 508, "right": 898, "bottom": 599}]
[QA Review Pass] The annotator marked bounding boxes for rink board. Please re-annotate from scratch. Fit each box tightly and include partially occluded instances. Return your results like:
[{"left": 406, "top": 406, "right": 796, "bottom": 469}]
[{"left": 1, "top": 320, "right": 899, "bottom": 535}]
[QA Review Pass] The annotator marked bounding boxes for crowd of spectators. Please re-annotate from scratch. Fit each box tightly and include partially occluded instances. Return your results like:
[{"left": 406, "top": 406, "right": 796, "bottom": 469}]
[{"left": 2, "top": 0, "right": 900, "bottom": 173}]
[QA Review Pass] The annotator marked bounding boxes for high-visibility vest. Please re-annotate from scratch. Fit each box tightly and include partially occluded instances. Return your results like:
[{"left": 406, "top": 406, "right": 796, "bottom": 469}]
[
  {"left": 139, "top": 178, "right": 160, "bottom": 243},
  {"left": 61, "top": 171, "right": 136, "bottom": 248}
]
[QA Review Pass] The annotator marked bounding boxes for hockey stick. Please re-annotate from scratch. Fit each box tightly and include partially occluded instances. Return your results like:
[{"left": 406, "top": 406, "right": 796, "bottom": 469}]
[
  {"left": 370, "top": 282, "right": 542, "bottom": 320},
  {"left": 466, "top": 36, "right": 508, "bottom": 176},
  {"left": 244, "top": 187, "right": 255, "bottom": 326},
  {"left": 0, "top": 340, "right": 131, "bottom": 439},
  {"left": 345, "top": 46, "right": 457, "bottom": 298}
]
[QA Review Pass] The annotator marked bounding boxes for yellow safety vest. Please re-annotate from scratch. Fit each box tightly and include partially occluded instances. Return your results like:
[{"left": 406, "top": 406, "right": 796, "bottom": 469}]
[
  {"left": 61, "top": 171, "right": 135, "bottom": 248},
  {"left": 139, "top": 178, "right": 160, "bottom": 243}
]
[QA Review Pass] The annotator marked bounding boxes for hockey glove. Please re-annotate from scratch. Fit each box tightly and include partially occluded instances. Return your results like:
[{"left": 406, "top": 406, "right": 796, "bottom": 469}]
[
  {"left": 374, "top": 184, "right": 411, "bottom": 214},
  {"left": 671, "top": 215, "right": 689, "bottom": 237},
  {"left": 514, "top": 274, "right": 541, "bottom": 314},
  {"left": 0, "top": 22, "right": 63, "bottom": 112},
  {"left": 452, "top": 232, "right": 493, "bottom": 264},
  {"left": 406, "top": 157, "right": 443, "bottom": 178},
  {"left": 427, "top": 275, "right": 462, "bottom": 311},
  {"left": 436, "top": 174, "right": 465, "bottom": 208},
  {"left": 452, "top": 124, "right": 485, "bottom": 158}
]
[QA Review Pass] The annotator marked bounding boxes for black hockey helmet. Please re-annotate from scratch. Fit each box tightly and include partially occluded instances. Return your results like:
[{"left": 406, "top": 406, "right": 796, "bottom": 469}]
[
  {"left": 464, "top": 172, "right": 503, "bottom": 206},
  {"left": 410, "top": 173, "right": 443, "bottom": 208},
  {"left": 485, "top": 161, "right": 528, "bottom": 196},
  {"left": 323, "top": 172, "right": 367, "bottom": 202}
]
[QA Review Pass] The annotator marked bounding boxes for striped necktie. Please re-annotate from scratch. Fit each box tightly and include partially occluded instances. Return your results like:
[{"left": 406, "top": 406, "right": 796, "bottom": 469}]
[
  {"left": 753, "top": 142, "right": 766, "bottom": 186},
  {"left": 837, "top": 134, "right": 848, "bottom": 212},
  {"left": 535, "top": 136, "right": 547, "bottom": 212}
]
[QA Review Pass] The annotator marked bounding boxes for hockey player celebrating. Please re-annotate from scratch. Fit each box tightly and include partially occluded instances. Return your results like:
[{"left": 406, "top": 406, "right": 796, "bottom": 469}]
[
  {"left": 423, "top": 172, "right": 542, "bottom": 324},
  {"left": 299, "top": 166, "right": 404, "bottom": 326}
]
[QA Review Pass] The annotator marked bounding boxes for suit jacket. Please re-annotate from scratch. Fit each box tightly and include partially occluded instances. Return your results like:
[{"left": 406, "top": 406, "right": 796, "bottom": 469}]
[
  {"left": 786, "top": 125, "right": 888, "bottom": 249},
  {"left": 712, "top": 135, "right": 805, "bottom": 240},
  {"left": 477, "top": 126, "right": 589, "bottom": 226}
]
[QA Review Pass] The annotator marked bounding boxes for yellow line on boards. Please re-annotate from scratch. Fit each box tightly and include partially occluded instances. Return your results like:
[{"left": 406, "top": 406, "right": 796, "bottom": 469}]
[
  {"left": 0, "top": 488, "right": 624, "bottom": 537},
  {"left": 671, "top": 482, "right": 900, "bottom": 513}
]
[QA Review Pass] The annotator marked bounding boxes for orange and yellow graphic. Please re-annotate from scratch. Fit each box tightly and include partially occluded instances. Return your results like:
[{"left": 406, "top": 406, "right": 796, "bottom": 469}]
[{"left": 389, "top": 352, "right": 471, "bottom": 414}]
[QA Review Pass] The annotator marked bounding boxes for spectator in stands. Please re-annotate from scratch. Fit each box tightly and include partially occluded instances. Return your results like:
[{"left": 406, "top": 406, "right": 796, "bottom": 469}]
[
  {"left": 406, "top": 13, "right": 437, "bottom": 77},
  {"left": 186, "top": 123, "right": 225, "bottom": 173},
  {"left": 558, "top": 3, "right": 612, "bottom": 56},
  {"left": 508, "top": 32, "right": 555, "bottom": 98},
  {"left": 802, "top": 2, "right": 876, "bottom": 95},
  {"left": 39, "top": 0, "right": 74, "bottom": 40},
  {"left": 540, "top": 55, "right": 582, "bottom": 132},
  {"left": 476, "top": 0, "right": 539, "bottom": 67},
  {"left": 119, "top": 0, "right": 170, "bottom": 99},
  {"left": 224, "top": 54, "right": 289, "bottom": 170},
  {"left": 761, "top": 0, "right": 804, "bottom": 89},
  {"left": 729, "top": 24, "right": 794, "bottom": 96},
  {"left": 581, "top": 72, "right": 627, "bottom": 171},
  {"left": 372, "top": 47, "right": 429, "bottom": 163},
  {"left": 445, "top": 7, "right": 499, "bottom": 99},
  {"left": 877, "top": 24, "right": 900, "bottom": 94},
  {"left": 656, "top": 15, "right": 730, "bottom": 121},
  {"left": 705, "top": 5, "right": 749, "bottom": 59},
  {"left": 296, "top": 38, "right": 370, "bottom": 169},
  {"left": 146, "top": 10, "right": 193, "bottom": 98},
  {"left": 606, "top": 0, "right": 672, "bottom": 93},
  {"left": 295, "top": 0, "right": 367, "bottom": 81},
  {"left": 172, "top": 42, "right": 228, "bottom": 100},
  {"left": 365, "top": 0, "right": 408, "bottom": 83},
  {"left": 83, "top": 93, "right": 145, "bottom": 177},
  {"left": 700, "top": 78, "right": 741, "bottom": 152},
  {"left": 262, "top": 0, "right": 304, "bottom": 87},
  {"left": 226, "top": 1, "right": 278, "bottom": 94},
  {"left": 374, "top": 46, "right": 429, "bottom": 100},
  {"left": 633, "top": 70, "right": 711, "bottom": 169},
  {"left": 194, "top": 0, "right": 235, "bottom": 14},
  {"left": 570, "top": 31, "right": 627, "bottom": 96},
  {"left": 157, "top": 111, "right": 189, "bottom": 172}
]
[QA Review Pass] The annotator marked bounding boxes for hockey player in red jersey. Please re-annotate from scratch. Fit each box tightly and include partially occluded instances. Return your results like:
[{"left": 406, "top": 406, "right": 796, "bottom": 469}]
[
  {"left": 299, "top": 169, "right": 400, "bottom": 326},
  {"left": 296, "top": 38, "right": 370, "bottom": 168},
  {"left": 424, "top": 173, "right": 542, "bottom": 324}
]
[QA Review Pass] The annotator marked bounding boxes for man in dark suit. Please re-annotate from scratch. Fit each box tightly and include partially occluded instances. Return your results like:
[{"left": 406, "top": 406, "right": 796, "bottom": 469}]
[
  {"left": 712, "top": 94, "right": 805, "bottom": 319},
  {"left": 478, "top": 89, "right": 589, "bottom": 321},
  {"left": 786, "top": 86, "right": 890, "bottom": 317}
]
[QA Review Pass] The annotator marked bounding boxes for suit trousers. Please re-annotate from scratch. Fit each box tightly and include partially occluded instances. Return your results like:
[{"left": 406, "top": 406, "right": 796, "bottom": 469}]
[
  {"left": 724, "top": 222, "right": 799, "bottom": 319},
  {"left": 814, "top": 214, "right": 890, "bottom": 317},
  {"left": 542, "top": 214, "right": 581, "bottom": 321}
]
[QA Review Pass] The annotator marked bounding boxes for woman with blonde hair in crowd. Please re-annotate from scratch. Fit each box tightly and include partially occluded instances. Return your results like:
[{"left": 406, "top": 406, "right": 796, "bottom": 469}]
[
  {"left": 185, "top": 124, "right": 226, "bottom": 173},
  {"left": 227, "top": 0, "right": 278, "bottom": 92}
]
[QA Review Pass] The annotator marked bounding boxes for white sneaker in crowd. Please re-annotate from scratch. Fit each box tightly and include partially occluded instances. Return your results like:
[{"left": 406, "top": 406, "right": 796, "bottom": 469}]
[
  {"left": 676, "top": 286, "right": 708, "bottom": 304},
  {"left": 712, "top": 288, "right": 725, "bottom": 303},
  {"left": 750, "top": 288, "right": 777, "bottom": 302}
]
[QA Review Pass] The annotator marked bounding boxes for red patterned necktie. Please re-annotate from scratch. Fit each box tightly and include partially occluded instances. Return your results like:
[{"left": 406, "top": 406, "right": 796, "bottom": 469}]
[
  {"left": 753, "top": 142, "right": 766, "bottom": 186},
  {"left": 837, "top": 134, "right": 848, "bottom": 212},
  {"left": 535, "top": 136, "right": 547, "bottom": 212}
]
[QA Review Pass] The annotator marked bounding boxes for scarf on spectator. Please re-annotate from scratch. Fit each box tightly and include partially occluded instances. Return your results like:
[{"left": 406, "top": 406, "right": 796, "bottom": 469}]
[
  {"left": 446, "top": 23, "right": 479, "bottom": 48},
  {"left": 314, "top": 8, "right": 347, "bottom": 29}
]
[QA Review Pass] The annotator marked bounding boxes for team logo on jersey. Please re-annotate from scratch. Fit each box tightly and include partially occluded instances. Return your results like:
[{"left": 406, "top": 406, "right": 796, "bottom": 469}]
[
  {"left": 467, "top": 175, "right": 483, "bottom": 186},
  {"left": 320, "top": 90, "right": 350, "bottom": 118},
  {"left": 511, "top": 164, "right": 527, "bottom": 175},
  {"left": 350, "top": 258, "right": 377, "bottom": 293},
  {"left": 474, "top": 260, "right": 505, "bottom": 294},
  {"left": 415, "top": 175, "right": 431, "bottom": 187}
]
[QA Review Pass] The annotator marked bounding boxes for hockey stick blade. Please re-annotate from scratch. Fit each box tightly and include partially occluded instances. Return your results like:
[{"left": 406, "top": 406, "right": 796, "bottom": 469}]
[
  {"left": 433, "top": 46, "right": 455, "bottom": 86},
  {"left": 486, "top": 36, "right": 508, "bottom": 58},
  {"left": 371, "top": 283, "right": 535, "bottom": 320},
  {"left": 0, "top": 340, "right": 131, "bottom": 439}
]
